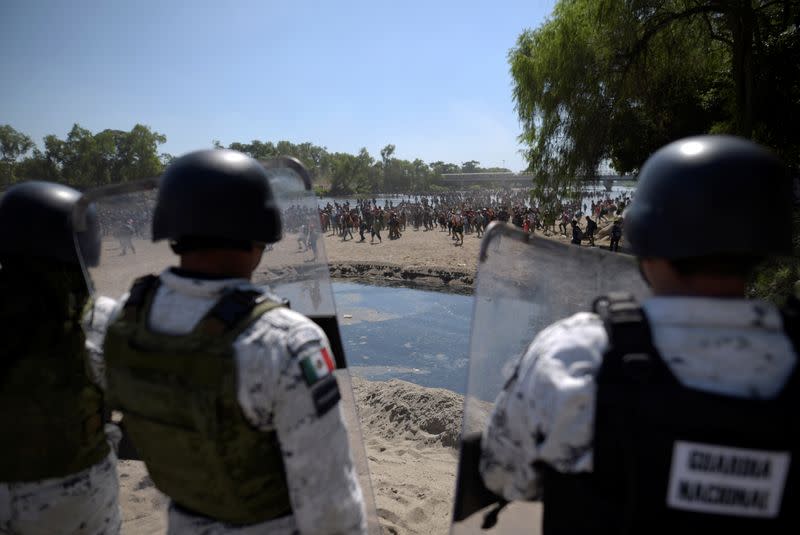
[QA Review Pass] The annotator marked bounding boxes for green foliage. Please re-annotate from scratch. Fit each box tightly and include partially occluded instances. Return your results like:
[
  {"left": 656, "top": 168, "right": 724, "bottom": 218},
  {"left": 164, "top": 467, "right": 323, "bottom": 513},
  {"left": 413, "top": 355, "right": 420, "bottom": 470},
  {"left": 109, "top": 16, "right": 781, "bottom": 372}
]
[
  {"left": 327, "top": 149, "right": 377, "bottom": 195},
  {"left": 0, "top": 125, "right": 35, "bottom": 186},
  {"left": 429, "top": 161, "right": 461, "bottom": 175},
  {"left": 511, "top": 0, "right": 800, "bottom": 206},
  {"left": 749, "top": 206, "right": 800, "bottom": 305},
  {"left": 5, "top": 124, "right": 510, "bottom": 195},
  {"left": 5, "top": 123, "right": 166, "bottom": 188},
  {"left": 750, "top": 259, "right": 798, "bottom": 306},
  {"left": 461, "top": 160, "right": 481, "bottom": 173},
  {"left": 218, "top": 139, "right": 472, "bottom": 194}
]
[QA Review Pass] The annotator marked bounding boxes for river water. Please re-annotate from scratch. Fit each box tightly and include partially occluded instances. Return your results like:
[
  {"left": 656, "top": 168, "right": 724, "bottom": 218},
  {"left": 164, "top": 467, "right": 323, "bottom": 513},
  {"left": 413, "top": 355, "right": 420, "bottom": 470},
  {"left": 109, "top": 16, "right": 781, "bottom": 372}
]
[{"left": 333, "top": 282, "right": 472, "bottom": 394}]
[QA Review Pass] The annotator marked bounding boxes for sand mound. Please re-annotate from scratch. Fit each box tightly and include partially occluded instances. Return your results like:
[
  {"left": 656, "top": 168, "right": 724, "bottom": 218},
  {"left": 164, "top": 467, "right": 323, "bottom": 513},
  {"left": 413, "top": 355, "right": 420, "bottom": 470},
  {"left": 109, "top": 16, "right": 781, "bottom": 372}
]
[
  {"left": 351, "top": 378, "right": 496, "bottom": 534},
  {"left": 351, "top": 378, "right": 465, "bottom": 534},
  {"left": 353, "top": 378, "right": 467, "bottom": 449}
]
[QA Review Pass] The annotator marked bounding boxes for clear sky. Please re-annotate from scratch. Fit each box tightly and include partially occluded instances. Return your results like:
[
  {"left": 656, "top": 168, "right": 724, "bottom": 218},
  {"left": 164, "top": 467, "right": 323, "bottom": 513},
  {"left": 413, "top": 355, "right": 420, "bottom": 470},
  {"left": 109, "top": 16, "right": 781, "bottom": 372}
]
[{"left": 0, "top": 0, "right": 556, "bottom": 172}]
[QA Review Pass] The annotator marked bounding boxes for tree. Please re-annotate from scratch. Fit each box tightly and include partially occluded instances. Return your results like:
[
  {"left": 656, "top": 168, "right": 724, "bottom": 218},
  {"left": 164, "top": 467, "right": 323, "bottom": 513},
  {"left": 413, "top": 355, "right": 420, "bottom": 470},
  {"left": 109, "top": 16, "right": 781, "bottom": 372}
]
[
  {"left": 411, "top": 159, "right": 432, "bottom": 191},
  {"left": 223, "top": 139, "right": 331, "bottom": 182},
  {"left": 328, "top": 150, "right": 376, "bottom": 195},
  {"left": 510, "top": 0, "right": 799, "bottom": 206},
  {"left": 1, "top": 122, "right": 509, "bottom": 195},
  {"left": 615, "top": 0, "right": 800, "bottom": 164},
  {"left": 380, "top": 144, "right": 402, "bottom": 192},
  {"left": 116, "top": 124, "right": 167, "bottom": 182},
  {"left": 461, "top": 160, "right": 482, "bottom": 173},
  {"left": 0, "top": 125, "right": 35, "bottom": 185},
  {"left": 11, "top": 123, "right": 166, "bottom": 187},
  {"left": 380, "top": 144, "right": 396, "bottom": 163},
  {"left": 429, "top": 161, "right": 461, "bottom": 176},
  {"left": 355, "top": 148, "right": 377, "bottom": 193}
]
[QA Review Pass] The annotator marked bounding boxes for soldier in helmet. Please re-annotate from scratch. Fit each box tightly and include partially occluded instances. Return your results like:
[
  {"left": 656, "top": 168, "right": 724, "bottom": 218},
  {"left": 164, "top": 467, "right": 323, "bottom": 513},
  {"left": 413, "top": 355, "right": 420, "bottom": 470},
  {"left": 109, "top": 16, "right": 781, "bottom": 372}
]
[
  {"left": 100, "top": 150, "right": 366, "bottom": 534},
  {"left": 0, "top": 181, "right": 121, "bottom": 534},
  {"left": 479, "top": 136, "right": 798, "bottom": 533}
]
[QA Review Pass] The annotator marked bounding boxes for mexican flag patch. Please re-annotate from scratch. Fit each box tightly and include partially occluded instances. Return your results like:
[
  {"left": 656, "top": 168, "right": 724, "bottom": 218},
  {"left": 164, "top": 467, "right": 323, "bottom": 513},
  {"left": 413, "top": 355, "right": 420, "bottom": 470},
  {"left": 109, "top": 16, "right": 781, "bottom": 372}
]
[{"left": 300, "top": 347, "right": 335, "bottom": 385}]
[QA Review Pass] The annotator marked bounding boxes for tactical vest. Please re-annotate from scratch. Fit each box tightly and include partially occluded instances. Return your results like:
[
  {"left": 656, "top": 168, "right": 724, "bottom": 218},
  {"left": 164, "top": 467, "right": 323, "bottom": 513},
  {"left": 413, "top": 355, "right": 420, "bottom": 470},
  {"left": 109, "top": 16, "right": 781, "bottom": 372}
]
[
  {"left": 0, "top": 263, "right": 109, "bottom": 482},
  {"left": 103, "top": 275, "right": 293, "bottom": 525},
  {"left": 541, "top": 293, "right": 799, "bottom": 535}
]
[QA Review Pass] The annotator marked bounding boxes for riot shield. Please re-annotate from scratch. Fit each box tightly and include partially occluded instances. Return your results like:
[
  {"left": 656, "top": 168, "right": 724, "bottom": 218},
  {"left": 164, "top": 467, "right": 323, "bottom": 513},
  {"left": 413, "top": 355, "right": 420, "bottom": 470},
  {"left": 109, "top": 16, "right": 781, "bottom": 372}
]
[
  {"left": 257, "top": 157, "right": 381, "bottom": 534},
  {"left": 73, "top": 177, "right": 164, "bottom": 299},
  {"left": 72, "top": 177, "right": 169, "bottom": 459},
  {"left": 450, "top": 222, "right": 650, "bottom": 534}
]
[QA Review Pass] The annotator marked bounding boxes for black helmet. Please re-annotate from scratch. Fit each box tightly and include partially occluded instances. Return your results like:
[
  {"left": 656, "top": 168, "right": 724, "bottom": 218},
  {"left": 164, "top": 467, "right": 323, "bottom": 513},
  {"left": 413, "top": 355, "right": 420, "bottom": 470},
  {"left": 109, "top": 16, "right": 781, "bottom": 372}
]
[
  {"left": 624, "top": 135, "right": 792, "bottom": 259},
  {"left": 0, "top": 181, "right": 100, "bottom": 266},
  {"left": 152, "top": 149, "right": 282, "bottom": 246}
]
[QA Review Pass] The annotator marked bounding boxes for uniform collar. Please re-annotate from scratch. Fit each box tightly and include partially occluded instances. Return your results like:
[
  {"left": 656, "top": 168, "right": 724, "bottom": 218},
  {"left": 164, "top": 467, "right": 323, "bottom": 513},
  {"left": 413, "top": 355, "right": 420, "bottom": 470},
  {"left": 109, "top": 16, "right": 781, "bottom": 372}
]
[
  {"left": 158, "top": 268, "right": 257, "bottom": 299},
  {"left": 642, "top": 296, "right": 784, "bottom": 330}
]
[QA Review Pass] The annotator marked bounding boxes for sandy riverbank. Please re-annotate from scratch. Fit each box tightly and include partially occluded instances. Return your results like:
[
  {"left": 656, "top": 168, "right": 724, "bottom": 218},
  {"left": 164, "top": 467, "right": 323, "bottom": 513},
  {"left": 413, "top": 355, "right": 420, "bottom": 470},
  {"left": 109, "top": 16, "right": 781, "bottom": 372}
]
[{"left": 323, "top": 219, "right": 624, "bottom": 288}]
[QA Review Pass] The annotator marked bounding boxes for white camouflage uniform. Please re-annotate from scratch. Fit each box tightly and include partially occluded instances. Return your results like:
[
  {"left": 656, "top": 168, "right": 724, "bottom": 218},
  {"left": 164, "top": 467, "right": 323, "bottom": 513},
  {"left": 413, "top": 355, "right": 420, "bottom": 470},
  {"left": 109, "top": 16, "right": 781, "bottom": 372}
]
[
  {"left": 0, "top": 301, "right": 122, "bottom": 535},
  {"left": 102, "top": 268, "right": 367, "bottom": 535},
  {"left": 481, "top": 297, "right": 797, "bottom": 501}
]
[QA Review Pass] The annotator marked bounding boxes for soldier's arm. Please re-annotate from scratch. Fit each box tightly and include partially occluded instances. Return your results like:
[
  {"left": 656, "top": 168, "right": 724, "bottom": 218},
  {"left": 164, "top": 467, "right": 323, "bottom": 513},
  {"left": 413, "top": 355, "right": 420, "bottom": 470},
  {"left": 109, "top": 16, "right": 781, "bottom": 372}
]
[
  {"left": 480, "top": 312, "right": 607, "bottom": 501},
  {"left": 236, "top": 310, "right": 366, "bottom": 535},
  {"left": 82, "top": 295, "right": 121, "bottom": 391},
  {"left": 83, "top": 294, "right": 126, "bottom": 452},
  {"left": 277, "top": 318, "right": 367, "bottom": 534}
]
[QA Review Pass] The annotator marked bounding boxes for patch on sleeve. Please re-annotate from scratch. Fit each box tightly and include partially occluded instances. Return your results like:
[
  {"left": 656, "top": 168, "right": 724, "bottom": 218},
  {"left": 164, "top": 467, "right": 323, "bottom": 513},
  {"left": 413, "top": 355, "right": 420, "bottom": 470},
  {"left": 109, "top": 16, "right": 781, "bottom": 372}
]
[
  {"left": 299, "top": 347, "right": 335, "bottom": 386},
  {"left": 309, "top": 374, "right": 341, "bottom": 416}
]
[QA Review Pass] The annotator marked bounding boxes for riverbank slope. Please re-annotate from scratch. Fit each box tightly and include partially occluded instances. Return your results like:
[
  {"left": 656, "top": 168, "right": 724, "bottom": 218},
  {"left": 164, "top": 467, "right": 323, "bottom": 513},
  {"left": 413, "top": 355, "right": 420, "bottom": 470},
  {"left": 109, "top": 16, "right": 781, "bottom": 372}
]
[{"left": 324, "top": 220, "right": 624, "bottom": 288}]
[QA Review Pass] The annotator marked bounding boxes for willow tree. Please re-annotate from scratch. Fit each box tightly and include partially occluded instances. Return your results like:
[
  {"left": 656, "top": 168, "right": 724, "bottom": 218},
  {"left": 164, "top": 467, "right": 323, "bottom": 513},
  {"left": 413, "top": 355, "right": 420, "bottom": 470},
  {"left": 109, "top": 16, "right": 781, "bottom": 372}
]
[{"left": 510, "top": 0, "right": 798, "bottom": 205}]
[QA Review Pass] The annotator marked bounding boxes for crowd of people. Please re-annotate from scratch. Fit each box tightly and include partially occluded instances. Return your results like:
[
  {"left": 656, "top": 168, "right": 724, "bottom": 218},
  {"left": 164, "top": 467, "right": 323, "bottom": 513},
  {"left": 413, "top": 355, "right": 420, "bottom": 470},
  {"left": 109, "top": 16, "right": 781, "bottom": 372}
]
[
  {"left": 317, "top": 188, "right": 633, "bottom": 250},
  {"left": 95, "top": 193, "right": 155, "bottom": 255}
]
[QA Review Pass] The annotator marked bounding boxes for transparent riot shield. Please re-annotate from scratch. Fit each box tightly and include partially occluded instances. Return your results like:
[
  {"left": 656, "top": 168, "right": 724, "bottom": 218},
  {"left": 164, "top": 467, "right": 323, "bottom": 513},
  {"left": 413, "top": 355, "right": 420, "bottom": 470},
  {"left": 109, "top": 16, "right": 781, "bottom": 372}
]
[
  {"left": 73, "top": 178, "right": 164, "bottom": 299},
  {"left": 72, "top": 177, "right": 168, "bottom": 459},
  {"left": 450, "top": 222, "right": 650, "bottom": 534},
  {"left": 260, "top": 157, "right": 381, "bottom": 534}
]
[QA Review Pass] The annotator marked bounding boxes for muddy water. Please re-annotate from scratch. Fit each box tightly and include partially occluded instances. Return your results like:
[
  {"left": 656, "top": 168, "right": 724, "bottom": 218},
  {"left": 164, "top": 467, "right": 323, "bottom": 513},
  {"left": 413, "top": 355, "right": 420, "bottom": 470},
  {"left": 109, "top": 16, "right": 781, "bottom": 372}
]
[{"left": 333, "top": 282, "right": 471, "bottom": 393}]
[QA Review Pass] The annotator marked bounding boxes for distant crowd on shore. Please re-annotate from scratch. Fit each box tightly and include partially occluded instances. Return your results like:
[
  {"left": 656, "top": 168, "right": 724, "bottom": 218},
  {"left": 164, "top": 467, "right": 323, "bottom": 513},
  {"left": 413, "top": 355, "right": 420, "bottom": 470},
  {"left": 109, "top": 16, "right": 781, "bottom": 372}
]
[{"left": 316, "top": 188, "right": 632, "bottom": 250}]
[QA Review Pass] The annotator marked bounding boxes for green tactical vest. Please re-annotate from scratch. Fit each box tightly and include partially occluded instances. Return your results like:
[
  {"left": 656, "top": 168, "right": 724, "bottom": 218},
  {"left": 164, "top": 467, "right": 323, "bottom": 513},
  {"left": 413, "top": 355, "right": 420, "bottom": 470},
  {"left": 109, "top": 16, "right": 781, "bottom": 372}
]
[
  {"left": 0, "top": 260, "right": 109, "bottom": 482},
  {"left": 104, "top": 275, "right": 293, "bottom": 525}
]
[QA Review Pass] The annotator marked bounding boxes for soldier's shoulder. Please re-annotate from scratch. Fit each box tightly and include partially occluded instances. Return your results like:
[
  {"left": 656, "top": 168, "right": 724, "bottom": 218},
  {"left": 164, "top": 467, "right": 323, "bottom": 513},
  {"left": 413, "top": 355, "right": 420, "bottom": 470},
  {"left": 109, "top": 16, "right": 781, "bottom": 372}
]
[
  {"left": 256, "top": 301, "right": 318, "bottom": 329},
  {"left": 84, "top": 295, "right": 120, "bottom": 331},
  {"left": 93, "top": 295, "right": 119, "bottom": 316},
  {"left": 527, "top": 312, "right": 610, "bottom": 370},
  {"left": 244, "top": 303, "right": 326, "bottom": 354}
]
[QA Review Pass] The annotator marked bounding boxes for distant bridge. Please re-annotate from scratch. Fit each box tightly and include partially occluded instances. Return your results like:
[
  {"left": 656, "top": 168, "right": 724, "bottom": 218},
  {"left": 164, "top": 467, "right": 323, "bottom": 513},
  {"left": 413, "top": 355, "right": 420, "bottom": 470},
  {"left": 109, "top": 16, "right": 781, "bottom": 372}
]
[{"left": 440, "top": 172, "right": 637, "bottom": 191}]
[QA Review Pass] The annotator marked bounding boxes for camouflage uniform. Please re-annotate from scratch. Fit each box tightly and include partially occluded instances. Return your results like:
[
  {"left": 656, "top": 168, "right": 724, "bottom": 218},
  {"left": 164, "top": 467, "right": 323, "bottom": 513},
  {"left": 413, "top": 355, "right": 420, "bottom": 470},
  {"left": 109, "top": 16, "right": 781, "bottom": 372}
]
[
  {"left": 0, "top": 298, "right": 121, "bottom": 535},
  {"left": 107, "top": 269, "right": 366, "bottom": 535},
  {"left": 480, "top": 297, "right": 797, "bottom": 500},
  {"left": 0, "top": 454, "right": 120, "bottom": 535}
]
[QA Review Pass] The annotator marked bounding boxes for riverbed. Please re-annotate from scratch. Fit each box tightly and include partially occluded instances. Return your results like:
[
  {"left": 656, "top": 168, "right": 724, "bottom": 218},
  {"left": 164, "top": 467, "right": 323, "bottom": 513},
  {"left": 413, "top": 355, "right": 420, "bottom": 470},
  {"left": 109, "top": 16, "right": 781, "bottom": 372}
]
[{"left": 334, "top": 282, "right": 472, "bottom": 393}]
